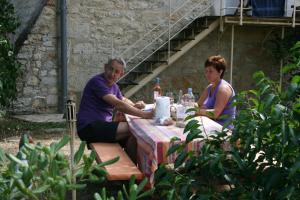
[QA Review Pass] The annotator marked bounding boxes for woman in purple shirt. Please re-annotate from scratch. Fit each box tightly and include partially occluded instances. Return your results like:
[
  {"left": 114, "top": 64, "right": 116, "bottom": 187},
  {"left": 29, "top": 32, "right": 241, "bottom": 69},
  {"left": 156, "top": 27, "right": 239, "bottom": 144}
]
[
  {"left": 77, "top": 58, "right": 153, "bottom": 161},
  {"left": 196, "top": 55, "right": 236, "bottom": 129}
]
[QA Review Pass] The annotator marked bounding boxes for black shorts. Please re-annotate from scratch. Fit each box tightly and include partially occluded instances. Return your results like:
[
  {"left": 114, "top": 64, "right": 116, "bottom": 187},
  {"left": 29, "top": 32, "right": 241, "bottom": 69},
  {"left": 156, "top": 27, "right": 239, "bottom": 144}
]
[{"left": 77, "top": 121, "right": 119, "bottom": 143}]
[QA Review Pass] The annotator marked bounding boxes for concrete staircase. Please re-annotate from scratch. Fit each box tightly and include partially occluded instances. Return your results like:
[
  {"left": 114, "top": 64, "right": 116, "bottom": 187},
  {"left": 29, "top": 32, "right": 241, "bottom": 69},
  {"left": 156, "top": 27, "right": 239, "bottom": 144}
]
[{"left": 118, "top": 17, "right": 219, "bottom": 98}]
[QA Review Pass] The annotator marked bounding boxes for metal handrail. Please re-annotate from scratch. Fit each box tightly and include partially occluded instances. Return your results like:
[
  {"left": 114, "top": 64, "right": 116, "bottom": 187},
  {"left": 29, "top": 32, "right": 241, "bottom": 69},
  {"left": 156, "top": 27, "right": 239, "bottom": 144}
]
[
  {"left": 118, "top": 1, "right": 214, "bottom": 82},
  {"left": 119, "top": 0, "right": 196, "bottom": 58},
  {"left": 117, "top": 1, "right": 206, "bottom": 78}
]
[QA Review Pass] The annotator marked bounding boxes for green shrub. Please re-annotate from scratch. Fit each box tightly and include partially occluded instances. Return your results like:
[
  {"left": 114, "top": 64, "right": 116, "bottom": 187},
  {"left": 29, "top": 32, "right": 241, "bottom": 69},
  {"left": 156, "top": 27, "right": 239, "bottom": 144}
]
[
  {"left": 0, "top": 135, "right": 112, "bottom": 199},
  {"left": 94, "top": 176, "right": 155, "bottom": 200},
  {"left": 0, "top": 0, "right": 21, "bottom": 109},
  {"left": 154, "top": 42, "right": 300, "bottom": 199},
  {"left": 0, "top": 134, "right": 154, "bottom": 200}
]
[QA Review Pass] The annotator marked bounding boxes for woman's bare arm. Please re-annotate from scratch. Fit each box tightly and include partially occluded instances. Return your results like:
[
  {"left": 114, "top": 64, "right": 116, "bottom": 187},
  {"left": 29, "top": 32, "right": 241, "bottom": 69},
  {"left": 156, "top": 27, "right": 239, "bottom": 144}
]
[
  {"left": 197, "top": 84, "right": 232, "bottom": 119},
  {"left": 197, "top": 87, "right": 209, "bottom": 108}
]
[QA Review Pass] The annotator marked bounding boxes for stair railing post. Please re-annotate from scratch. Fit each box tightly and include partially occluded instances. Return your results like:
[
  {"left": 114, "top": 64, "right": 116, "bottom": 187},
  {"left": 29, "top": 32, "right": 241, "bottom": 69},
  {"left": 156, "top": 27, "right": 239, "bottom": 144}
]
[
  {"left": 168, "top": 0, "right": 171, "bottom": 63},
  {"left": 220, "top": 0, "right": 224, "bottom": 32},
  {"left": 66, "top": 99, "right": 77, "bottom": 200},
  {"left": 230, "top": 24, "right": 235, "bottom": 85},
  {"left": 279, "top": 27, "right": 285, "bottom": 92},
  {"left": 111, "top": 36, "right": 114, "bottom": 58},
  {"left": 292, "top": 0, "right": 296, "bottom": 27},
  {"left": 240, "top": 0, "right": 243, "bottom": 26}
]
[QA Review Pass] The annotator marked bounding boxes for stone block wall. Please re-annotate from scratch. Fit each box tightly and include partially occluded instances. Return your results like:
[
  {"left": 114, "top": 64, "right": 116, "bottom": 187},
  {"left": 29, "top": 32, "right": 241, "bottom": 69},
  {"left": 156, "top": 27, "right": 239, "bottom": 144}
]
[
  {"left": 14, "top": 0, "right": 58, "bottom": 113},
  {"left": 67, "top": 0, "right": 209, "bottom": 100},
  {"left": 12, "top": 0, "right": 288, "bottom": 113},
  {"left": 13, "top": 0, "right": 209, "bottom": 113}
]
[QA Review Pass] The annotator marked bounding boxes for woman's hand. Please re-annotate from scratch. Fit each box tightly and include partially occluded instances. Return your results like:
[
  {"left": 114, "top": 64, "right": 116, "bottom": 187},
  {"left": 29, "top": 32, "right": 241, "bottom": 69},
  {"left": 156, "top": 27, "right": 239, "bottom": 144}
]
[
  {"left": 197, "top": 108, "right": 214, "bottom": 118},
  {"left": 197, "top": 109, "right": 205, "bottom": 116}
]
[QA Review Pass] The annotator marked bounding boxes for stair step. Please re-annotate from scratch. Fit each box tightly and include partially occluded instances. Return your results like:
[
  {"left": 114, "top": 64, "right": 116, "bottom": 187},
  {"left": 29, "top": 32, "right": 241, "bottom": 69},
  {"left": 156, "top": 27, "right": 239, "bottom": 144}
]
[
  {"left": 118, "top": 80, "right": 139, "bottom": 86},
  {"left": 195, "top": 29, "right": 205, "bottom": 34},
  {"left": 200, "top": 25, "right": 209, "bottom": 29},
  {"left": 143, "top": 60, "right": 168, "bottom": 63},
  {"left": 131, "top": 70, "right": 152, "bottom": 74},
  {"left": 171, "top": 38, "right": 194, "bottom": 41},
  {"left": 157, "top": 49, "right": 181, "bottom": 52}
]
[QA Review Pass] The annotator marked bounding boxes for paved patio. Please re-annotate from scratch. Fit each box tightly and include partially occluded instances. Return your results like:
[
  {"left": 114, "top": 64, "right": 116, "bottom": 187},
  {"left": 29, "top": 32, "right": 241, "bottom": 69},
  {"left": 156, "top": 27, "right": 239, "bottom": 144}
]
[{"left": 12, "top": 113, "right": 65, "bottom": 123}]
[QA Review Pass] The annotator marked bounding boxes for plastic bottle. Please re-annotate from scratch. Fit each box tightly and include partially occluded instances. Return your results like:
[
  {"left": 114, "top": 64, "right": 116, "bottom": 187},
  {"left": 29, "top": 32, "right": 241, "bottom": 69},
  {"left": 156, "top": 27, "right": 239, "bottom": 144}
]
[
  {"left": 153, "top": 77, "right": 162, "bottom": 102},
  {"left": 187, "top": 88, "right": 195, "bottom": 108},
  {"left": 174, "top": 89, "right": 185, "bottom": 127}
]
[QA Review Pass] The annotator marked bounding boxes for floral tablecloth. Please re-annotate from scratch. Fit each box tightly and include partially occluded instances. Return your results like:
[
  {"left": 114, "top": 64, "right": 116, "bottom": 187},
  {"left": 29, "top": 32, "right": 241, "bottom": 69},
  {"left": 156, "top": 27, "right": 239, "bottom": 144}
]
[{"left": 126, "top": 115, "right": 225, "bottom": 185}]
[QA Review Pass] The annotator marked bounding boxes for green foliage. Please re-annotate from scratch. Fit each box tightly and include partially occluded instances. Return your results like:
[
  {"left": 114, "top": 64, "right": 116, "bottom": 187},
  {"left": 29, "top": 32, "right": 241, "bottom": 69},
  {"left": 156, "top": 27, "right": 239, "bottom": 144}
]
[
  {"left": 154, "top": 42, "right": 300, "bottom": 199},
  {"left": 283, "top": 41, "right": 300, "bottom": 75},
  {"left": 0, "top": 135, "right": 116, "bottom": 200},
  {"left": 0, "top": 0, "right": 19, "bottom": 34},
  {"left": 0, "top": 0, "right": 21, "bottom": 108},
  {"left": 265, "top": 28, "right": 300, "bottom": 62},
  {"left": 0, "top": 134, "right": 155, "bottom": 200},
  {"left": 94, "top": 176, "right": 155, "bottom": 200}
]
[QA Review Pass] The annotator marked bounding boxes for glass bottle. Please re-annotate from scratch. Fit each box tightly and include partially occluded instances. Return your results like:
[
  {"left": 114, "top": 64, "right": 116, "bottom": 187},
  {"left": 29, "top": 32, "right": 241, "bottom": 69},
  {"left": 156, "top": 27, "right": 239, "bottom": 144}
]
[
  {"left": 177, "top": 89, "right": 183, "bottom": 105},
  {"left": 186, "top": 87, "right": 195, "bottom": 115},
  {"left": 153, "top": 77, "right": 162, "bottom": 102}
]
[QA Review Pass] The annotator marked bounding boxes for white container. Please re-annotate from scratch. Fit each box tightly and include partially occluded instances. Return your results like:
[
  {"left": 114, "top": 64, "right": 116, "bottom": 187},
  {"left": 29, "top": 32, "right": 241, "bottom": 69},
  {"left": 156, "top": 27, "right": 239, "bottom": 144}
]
[
  {"left": 285, "top": 0, "right": 300, "bottom": 17},
  {"left": 155, "top": 96, "right": 170, "bottom": 120},
  {"left": 211, "top": 0, "right": 240, "bottom": 16}
]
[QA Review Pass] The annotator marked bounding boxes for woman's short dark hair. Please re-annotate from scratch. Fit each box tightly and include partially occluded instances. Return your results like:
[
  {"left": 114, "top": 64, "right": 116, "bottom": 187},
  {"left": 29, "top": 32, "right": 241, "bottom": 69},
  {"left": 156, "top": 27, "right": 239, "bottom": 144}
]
[{"left": 204, "top": 55, "right": 227, "bottom": 78}]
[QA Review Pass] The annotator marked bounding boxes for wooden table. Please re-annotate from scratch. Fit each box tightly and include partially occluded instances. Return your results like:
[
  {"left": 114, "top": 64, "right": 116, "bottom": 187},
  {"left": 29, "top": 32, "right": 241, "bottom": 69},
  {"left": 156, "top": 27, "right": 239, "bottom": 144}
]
[{"left": 125, "top": 114, "right": 225, "bottom": 185}]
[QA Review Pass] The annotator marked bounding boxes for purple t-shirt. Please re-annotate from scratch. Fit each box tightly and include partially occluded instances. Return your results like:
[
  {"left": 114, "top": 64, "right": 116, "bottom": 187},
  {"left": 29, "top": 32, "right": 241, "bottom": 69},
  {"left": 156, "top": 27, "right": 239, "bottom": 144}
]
[
  {"left": 203, "top": 79, "right": 236, "bottom": 129},
  {"left": 76, "top": 73, "right": 123, "bottom": 131}
]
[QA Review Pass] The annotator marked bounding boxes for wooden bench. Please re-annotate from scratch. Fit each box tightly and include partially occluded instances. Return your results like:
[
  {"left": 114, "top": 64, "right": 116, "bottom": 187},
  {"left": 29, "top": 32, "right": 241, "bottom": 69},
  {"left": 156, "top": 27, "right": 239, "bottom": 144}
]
[{"left": 89, "top": 143, "right": 143, "bottom": 181}]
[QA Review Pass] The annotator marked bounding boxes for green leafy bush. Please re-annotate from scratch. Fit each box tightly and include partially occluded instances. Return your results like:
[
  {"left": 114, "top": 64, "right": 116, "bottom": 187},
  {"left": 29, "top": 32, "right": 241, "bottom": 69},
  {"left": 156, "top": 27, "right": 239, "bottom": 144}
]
[
  {"left": 0, "top": 0, "right": 21, "bottom": 108},
  {"left": 94, "top": 176, "right": 154, "bottom": 200},
  {"left": 154, "top": 42, "right": 300, "bottom": 199},
  {"left": 0, "top": 134, "right": 154, "bottom": 200},
  {"left": 0, "top": 135, "right": 113, "bottom": 200},
  {"left": 264, "top": 29, "right": 300, "bottom": 62}
]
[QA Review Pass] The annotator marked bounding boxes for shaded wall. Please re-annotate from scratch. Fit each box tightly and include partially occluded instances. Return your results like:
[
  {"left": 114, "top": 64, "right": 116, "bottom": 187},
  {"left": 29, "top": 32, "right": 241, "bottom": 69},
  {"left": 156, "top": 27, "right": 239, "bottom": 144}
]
[
  {"left": 131, "top": 25, "right": 282, "bottom": 103},
  {"left": 14, "top": 1, "right": 58, "bottom": 113}
]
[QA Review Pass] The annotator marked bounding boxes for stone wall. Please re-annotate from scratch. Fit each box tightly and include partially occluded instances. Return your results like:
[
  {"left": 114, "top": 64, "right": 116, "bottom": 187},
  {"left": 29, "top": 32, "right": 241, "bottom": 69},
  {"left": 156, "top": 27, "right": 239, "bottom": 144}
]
[
  {"left": 12, "top": 0, "right": 289, "bottom": 113},
  {"left": 67, "top": 0, "right": 209, "bottom": 103},
  {"left": 13, "top": 0, "right": 209, "bottom": 113},
  {"left": 14, "top": 0, "right": 57, "bottom": 113}
]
